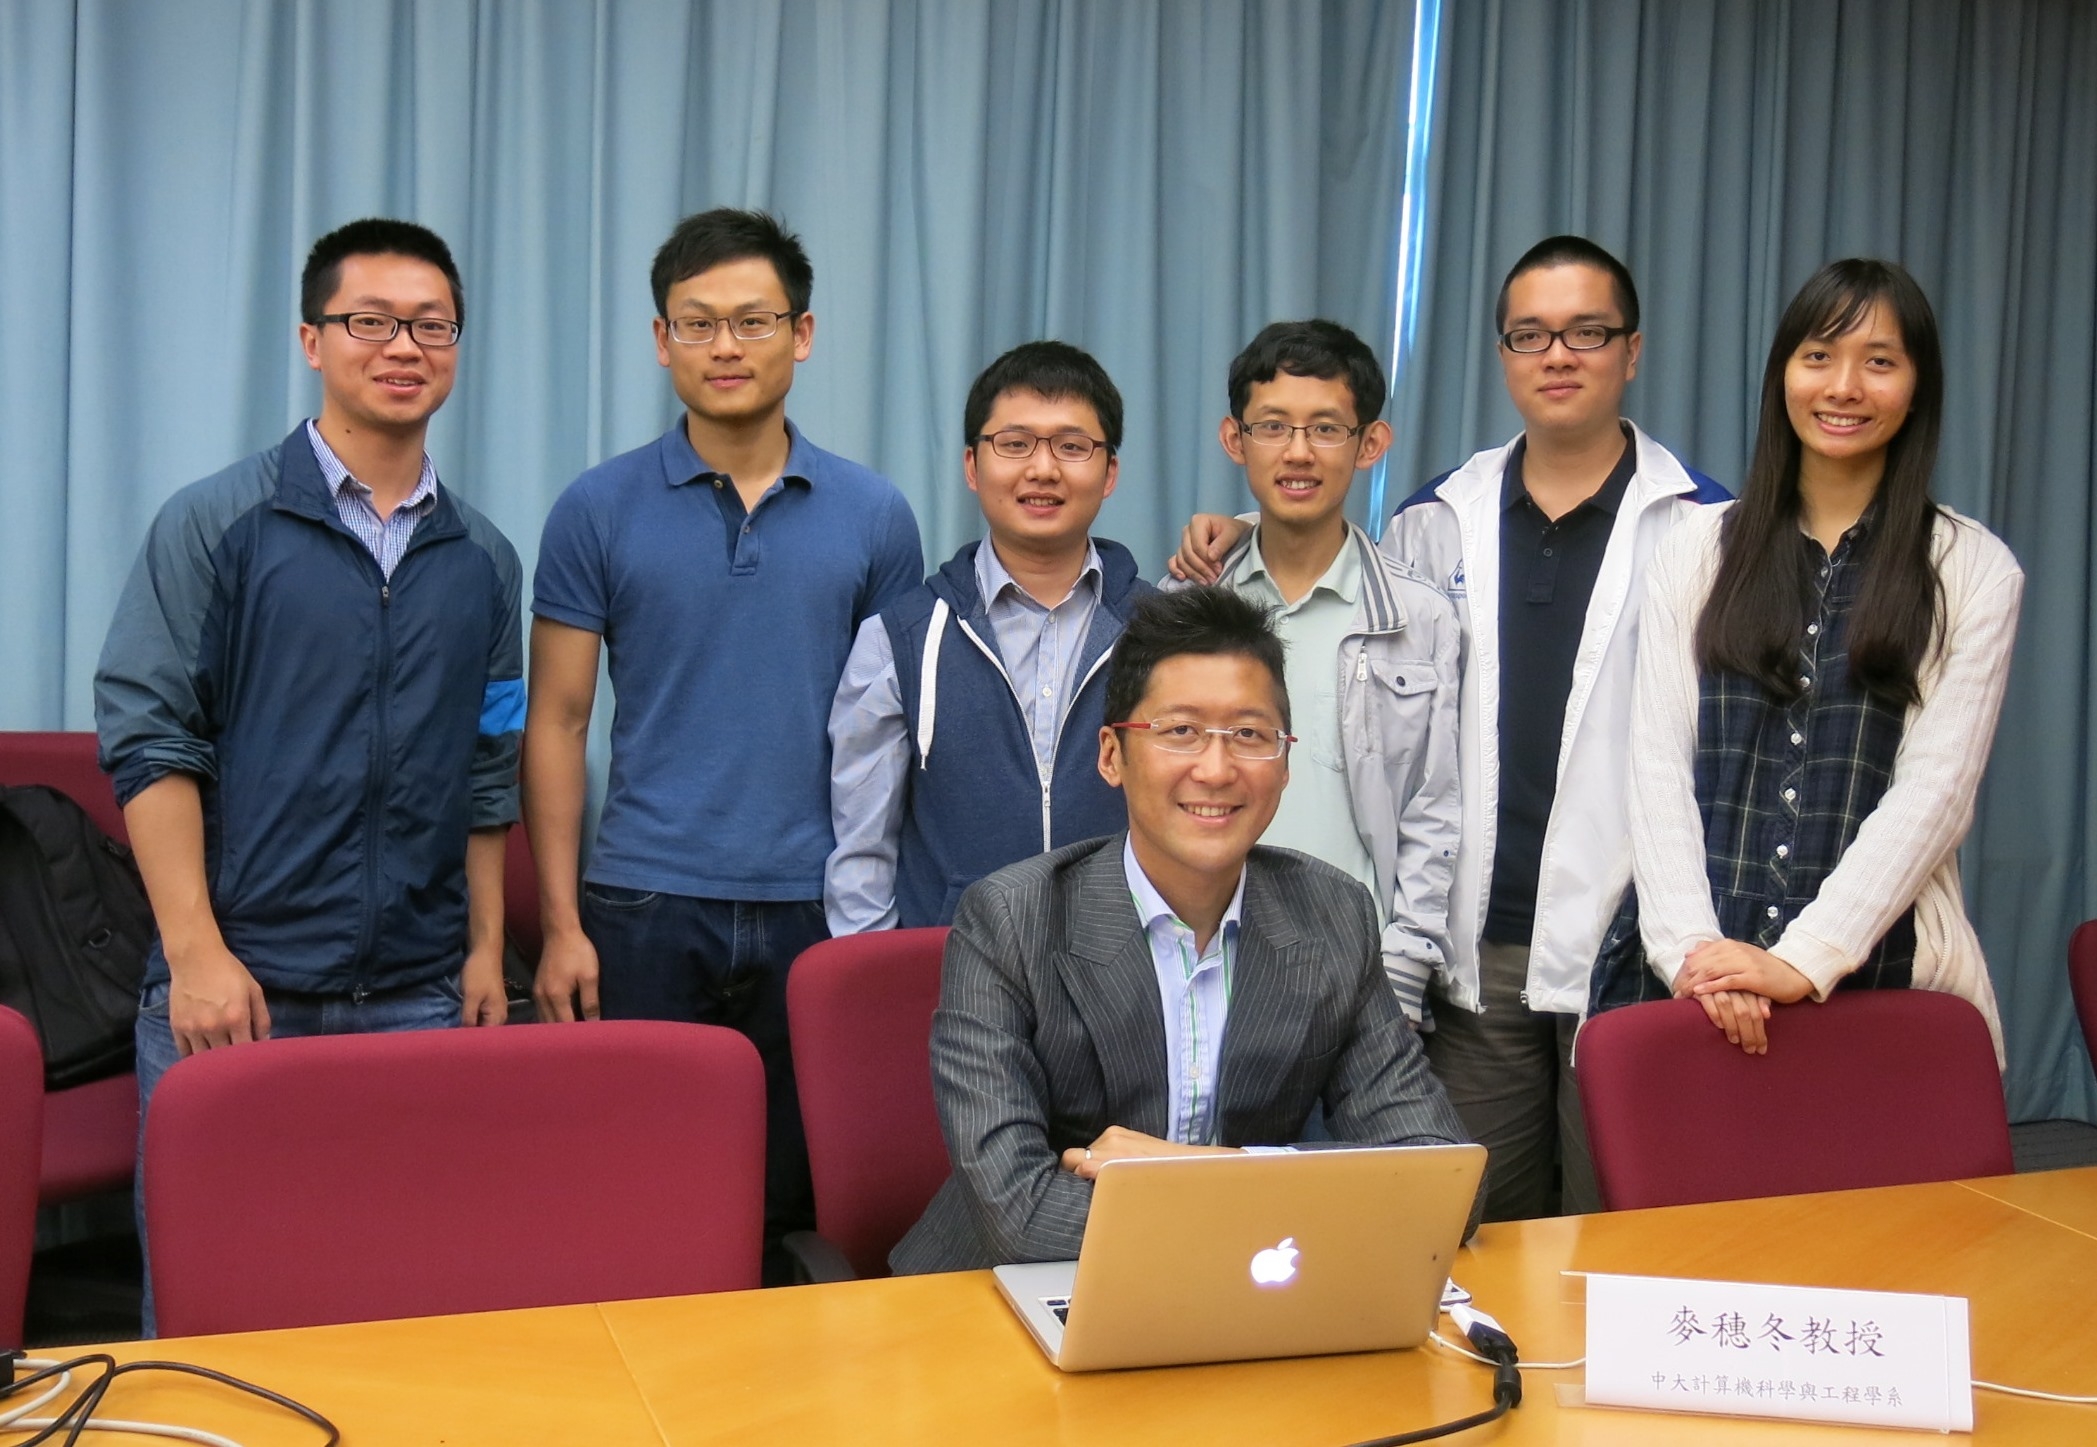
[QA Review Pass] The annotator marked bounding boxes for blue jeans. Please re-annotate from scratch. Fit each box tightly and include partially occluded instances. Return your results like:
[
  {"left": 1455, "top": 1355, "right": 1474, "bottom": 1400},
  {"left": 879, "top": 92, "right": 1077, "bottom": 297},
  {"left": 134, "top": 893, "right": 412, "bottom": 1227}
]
[
  {"left": 582, "top": 887, "right": 826, "bottom": 1281},
  {"left": 134, "top": 971, "right": 463, "bottom": 1335}
]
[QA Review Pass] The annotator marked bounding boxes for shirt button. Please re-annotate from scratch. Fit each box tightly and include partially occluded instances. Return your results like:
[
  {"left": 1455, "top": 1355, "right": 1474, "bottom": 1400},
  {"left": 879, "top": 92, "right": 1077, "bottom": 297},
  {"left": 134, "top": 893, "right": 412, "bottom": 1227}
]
[
  {"left": 1807, "top": 622, "right": 1821, "bottom": 636},
  {"left": 1542, "top": 547, "right": 1554, "bottom": 557},
  {"left": 1776, "top": 844, "right": 1790, "bottom": 858},
  {"left": 712, "top": 479, "right": 723, "bottom": 489},
  {"left": 1798, "top": 675, "right": 1811, "bottom": 689},
  {"left": 1782, "top": 787, "right": 1797, "bottom": 803},
  {"left": 1041, "top": 686, "right": 1053, "bottom": 697},
  {"left": 1790, "top": 732, "right": 1803, "bottom": 746},
  {"left": 1766, "top": 905, "right": 1781, "bottom": 920}
]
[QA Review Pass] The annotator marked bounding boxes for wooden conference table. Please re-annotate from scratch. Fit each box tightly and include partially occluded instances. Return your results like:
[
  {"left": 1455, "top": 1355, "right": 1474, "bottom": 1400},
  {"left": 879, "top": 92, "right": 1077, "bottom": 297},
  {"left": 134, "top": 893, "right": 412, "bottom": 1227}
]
[{"left": 63, "top": 1167, "right": 2097, "bottom": 1445}]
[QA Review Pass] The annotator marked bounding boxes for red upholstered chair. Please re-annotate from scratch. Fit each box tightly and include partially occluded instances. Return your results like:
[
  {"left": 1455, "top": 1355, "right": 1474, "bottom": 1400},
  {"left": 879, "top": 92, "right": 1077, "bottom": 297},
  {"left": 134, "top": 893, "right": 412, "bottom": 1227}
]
[
  {"left": 785, "top": 928, "right": 950, "bottom": 1281},
  {"left": 0, "top": 1007, "right": 42, "bottom": 1349},
  {"left": 0, "top": 731, "right": 125, "bottom": 839},
  {"left": 2071, "top": 921, "right": 2097, "bottom": 1072},
  {"left": 0, "top": 731, "right": 140, "bottom": 1207},
  {"left": 1577, "top": 992, "right": 2012, "bottom": 1212},
  {"left": 144, "top": 1020, "right": 765, "bottom": 1336}
]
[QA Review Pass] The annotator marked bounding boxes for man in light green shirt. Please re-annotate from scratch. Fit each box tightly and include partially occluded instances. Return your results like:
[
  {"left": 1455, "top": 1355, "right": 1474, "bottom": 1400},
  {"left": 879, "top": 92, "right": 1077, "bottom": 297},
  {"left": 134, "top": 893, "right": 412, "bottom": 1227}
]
[
  {"left": 1224, "top": 527, "right": 1379, "bottom": 902},
  {"left": 1202, "top": 321, "right": 1464, "bottom": 1020}
]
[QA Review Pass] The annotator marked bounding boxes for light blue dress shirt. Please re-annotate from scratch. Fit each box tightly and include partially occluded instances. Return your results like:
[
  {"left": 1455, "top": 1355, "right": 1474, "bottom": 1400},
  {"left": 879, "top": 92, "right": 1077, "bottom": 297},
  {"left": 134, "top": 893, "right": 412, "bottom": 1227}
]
[
  {"left": 824, "top": 542, "right": 1103, "bottom": 934},
  {"left": 305, "top": 420, "right": 437, "bottom": 580},
  {"left": 1122, "top": 835, "right": 1244, "bottom": 1146}
]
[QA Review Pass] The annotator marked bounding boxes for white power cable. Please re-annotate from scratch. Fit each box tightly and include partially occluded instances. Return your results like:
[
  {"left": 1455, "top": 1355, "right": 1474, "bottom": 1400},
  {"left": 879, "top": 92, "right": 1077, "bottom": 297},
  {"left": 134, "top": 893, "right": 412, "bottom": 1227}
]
[
  {"left": 3, "top": 1357, "right": 248, "bottom": 1447},
  {"left": 1973, "top": 1380, "right": 2097, "bottom": 1405},
  {"left": 1429, "top": 1330, "right": 1585, "bottom": 1372},
  {"left": 0, "top": 1359, "right": 71, "bottom": 1427}
]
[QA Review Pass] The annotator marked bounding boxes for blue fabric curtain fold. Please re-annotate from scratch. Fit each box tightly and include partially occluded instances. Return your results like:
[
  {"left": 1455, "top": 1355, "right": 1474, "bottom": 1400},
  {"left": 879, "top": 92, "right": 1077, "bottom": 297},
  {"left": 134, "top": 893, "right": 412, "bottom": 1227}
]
[
  {"left": 0, "top": 0, "right": 1410, "bottom": 737},
  {"left": 1395, "top": 0, "right": 2097, "bottom": 1123}
]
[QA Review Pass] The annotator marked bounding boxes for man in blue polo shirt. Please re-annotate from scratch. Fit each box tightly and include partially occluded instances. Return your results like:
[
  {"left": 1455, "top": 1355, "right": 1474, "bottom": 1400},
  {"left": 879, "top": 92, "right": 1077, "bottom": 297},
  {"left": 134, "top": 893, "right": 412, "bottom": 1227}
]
[{"left": 527, "top": 209, "right": 922, "bottom": 1274}]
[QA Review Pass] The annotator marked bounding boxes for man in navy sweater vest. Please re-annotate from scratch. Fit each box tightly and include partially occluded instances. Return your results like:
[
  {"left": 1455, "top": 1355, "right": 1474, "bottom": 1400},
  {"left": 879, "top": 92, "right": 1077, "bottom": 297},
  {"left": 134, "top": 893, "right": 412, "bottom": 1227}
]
[{"left": 826, "top": 341, "right": 1156, "bottom": 932}]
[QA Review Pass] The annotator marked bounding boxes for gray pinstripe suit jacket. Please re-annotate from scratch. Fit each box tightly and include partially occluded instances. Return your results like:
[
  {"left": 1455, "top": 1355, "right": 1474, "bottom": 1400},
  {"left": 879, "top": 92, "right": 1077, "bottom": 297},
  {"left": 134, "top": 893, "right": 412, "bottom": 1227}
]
[{"left": 889, "top": 834, "right": 1478, "bottom": 1275}]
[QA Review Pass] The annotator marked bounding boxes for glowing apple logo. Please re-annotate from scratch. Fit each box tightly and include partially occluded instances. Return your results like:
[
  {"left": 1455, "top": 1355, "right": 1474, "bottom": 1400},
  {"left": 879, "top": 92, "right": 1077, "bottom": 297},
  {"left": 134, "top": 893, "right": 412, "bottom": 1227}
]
[{"left": 1249, "top": 1237, "right": 1299, "bottom": 1288}]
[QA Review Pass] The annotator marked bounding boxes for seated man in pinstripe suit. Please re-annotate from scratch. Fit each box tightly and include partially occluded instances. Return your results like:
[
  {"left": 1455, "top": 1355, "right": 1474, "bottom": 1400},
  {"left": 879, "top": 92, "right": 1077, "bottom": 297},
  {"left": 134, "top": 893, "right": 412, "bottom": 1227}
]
[{"left": 891, "top": 588, "right": 1478, "bottom": 1274}]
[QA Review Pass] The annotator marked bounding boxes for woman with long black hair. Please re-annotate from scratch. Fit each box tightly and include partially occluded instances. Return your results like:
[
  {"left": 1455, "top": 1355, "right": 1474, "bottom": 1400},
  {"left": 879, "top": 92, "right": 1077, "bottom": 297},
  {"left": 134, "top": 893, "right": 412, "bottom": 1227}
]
[{"left": 1595, "top": 258, "right": 2021, "bottom": 1060}]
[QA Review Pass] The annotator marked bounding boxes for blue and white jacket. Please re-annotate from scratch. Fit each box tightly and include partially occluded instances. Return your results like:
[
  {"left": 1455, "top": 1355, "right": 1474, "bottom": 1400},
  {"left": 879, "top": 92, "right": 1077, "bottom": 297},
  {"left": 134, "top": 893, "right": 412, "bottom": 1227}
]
[
  {"left": 1384, "top": 422, "right": 1727, "bottom": 1016},
  {"left": 94, "top": 424, "right": 525, "bottom": 996},
  {"left": 827, "top": 539, "right": 1153, "bottom": 931}
]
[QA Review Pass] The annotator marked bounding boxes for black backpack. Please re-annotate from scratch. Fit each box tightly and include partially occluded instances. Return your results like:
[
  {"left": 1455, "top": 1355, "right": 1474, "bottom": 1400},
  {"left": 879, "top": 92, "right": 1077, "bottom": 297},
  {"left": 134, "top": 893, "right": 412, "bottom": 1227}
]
[{"left": 0, "top": 784, "right": 155, "bottom": 1089}]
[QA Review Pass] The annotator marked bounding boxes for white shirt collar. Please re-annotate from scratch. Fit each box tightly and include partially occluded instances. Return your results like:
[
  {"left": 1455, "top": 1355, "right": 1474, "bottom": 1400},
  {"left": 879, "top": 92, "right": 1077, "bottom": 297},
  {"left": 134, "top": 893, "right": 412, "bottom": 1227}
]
[{"left": 975, "top": 537, "right": 1104, "bottom": 611}]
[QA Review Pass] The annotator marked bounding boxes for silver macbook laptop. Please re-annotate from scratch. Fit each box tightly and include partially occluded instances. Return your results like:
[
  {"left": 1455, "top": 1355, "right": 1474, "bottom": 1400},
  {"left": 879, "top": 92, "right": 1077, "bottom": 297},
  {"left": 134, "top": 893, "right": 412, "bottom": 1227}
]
[{"left": 992, "top": 1143, "right": 1485, "bottom": 1372}]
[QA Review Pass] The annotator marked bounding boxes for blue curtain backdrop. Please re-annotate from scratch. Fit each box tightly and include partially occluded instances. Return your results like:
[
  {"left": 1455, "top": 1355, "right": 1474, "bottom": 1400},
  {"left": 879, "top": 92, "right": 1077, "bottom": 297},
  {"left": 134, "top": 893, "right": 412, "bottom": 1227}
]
[
  {"left": 0, "top": 0, "right": 1411, "bottom": 731},
  {"left": 6, "top": 0, "right": 2092, "bottom": 1123},
  {"left": 1390, "top": 0, "right": 2097, "bottom": 1125}
]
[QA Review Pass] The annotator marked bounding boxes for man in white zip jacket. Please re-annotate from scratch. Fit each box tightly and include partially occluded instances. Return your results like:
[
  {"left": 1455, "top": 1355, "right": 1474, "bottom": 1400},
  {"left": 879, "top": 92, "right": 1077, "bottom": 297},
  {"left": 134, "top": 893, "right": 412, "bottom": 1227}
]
[{"left": 1177, "top": 239, "right": 1725, "bottom": 1219}]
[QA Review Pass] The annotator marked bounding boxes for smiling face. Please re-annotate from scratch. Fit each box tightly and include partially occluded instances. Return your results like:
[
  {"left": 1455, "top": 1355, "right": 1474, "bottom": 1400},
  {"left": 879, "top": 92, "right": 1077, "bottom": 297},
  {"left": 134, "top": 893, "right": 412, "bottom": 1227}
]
[
  {"left": 1098, "top": 651, "right": 1288, "bottom": 904},
  {"left": 654, "top": 254, "right": 814, "bottom": 429},
  {"left": 1221, "top": 371, "right": 1391, "bottom": 536},
  {"left": 298, "top": 252, "right": 459, "bottom": 436},
  {"left": 1498, "top": 262, "right": 1641, "bottom": 444},
  {"left": 1782, "top": 301, "right": 1915, "bottom": 483},
  {"left": 965, "top": 388, "right": 1118, "bottom": 557}
]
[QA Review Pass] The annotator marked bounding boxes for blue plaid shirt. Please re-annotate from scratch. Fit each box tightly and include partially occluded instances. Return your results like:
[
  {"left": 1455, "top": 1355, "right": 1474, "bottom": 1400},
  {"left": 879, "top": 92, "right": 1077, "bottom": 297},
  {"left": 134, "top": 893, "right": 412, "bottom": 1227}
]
[
  {"left": 305, "top": 420, "right": 438, "bottom": 579},
  {"left": 1592, "top": 512, "right": 1913, "bottom": 1011}
]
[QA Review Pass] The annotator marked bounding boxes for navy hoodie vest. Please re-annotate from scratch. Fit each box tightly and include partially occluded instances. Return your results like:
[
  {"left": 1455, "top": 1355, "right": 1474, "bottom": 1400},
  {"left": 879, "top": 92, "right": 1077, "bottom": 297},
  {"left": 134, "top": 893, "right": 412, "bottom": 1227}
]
[{"left": 881, "top": 540, "right": 1153, "bottom": 927}]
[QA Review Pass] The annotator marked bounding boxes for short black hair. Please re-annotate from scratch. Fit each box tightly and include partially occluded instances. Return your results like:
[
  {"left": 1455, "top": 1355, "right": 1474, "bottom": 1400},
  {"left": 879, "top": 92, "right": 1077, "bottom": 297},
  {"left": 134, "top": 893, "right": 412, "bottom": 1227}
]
[
  {"left": 300, "top": 219, "right": 464, "bottom": 327},
  {"left": 1104, "top": 588, "right": 1290, "bottom": 734},
  {"left": 650, "top": 208, "right": 813, "bottom": 317},
  {"left": 1495, "top": 234, "right": 1640, "bottom": 335},
  {"left": 962, "top": 340, "right": 1124, "bottom": 452},
  {"left": 1227, "top": 319, "right": 1387, "bottom": 425}
]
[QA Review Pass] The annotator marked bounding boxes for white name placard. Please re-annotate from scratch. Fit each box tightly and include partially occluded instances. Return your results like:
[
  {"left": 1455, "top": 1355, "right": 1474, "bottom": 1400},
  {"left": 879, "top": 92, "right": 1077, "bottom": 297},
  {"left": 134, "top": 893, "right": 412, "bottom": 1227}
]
[{"left": 1583, "top": 1273, "right": 1972, "bottom": 1432}]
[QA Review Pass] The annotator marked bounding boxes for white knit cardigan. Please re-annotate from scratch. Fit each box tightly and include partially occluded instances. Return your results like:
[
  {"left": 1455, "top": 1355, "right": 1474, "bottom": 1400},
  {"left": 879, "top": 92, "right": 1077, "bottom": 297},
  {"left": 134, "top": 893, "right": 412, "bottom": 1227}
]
[{"left": 1627, "top": 501, "right": 2023, "bottom": 1065}]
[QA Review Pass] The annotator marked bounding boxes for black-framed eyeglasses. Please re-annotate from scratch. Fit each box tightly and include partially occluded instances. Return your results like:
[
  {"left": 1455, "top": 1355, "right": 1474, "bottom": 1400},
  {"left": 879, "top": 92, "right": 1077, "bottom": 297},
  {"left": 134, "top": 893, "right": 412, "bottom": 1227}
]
[
  {"left": 1109, "top": 718, "right": 1295, "bottom": 760},
  {"left": 1235, "top": 419, "right": 1364, "bottom": 449},
  {"left": 664, "top": 310, "right": 802, "bottom": 345},
  {"left": 319, "top": 312, "right": 462, "bottom": 348},
  {"left": 973, "top": 429, "right": 1112, "bottom": 464},
  {"left": 1499, "top": 324, "right": 1633, "bottom": 354}
]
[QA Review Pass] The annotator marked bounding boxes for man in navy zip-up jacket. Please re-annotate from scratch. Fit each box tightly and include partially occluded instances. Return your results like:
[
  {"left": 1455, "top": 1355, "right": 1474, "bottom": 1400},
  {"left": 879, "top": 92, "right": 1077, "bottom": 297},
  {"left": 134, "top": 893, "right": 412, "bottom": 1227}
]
[
  {"left": 95, "top": 221, "right": 523, "bottom": 1148},
  {"left": 827, "top": 342, "right": 1155, "bottom": 932}
]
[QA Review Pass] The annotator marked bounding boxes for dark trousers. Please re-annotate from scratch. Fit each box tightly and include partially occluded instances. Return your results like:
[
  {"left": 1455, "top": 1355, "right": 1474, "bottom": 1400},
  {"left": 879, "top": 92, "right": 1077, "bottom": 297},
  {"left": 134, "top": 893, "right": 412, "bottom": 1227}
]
[
  {"left": 1424, "top": 939, "right": 1598, "bottom": 1222},
  {"left": 582, "top": 886, "right": 826, "bottom": 1282}
]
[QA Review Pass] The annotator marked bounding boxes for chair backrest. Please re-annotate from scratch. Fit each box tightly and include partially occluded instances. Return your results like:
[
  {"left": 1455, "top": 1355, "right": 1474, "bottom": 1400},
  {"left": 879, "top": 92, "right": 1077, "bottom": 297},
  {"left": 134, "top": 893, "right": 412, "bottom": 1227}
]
[
  {"left": 145, "top": 1020, "right": 765, "bottom": 1336},
  {"left": 1577, "top": 992, "right": 2012, "bottom": 1211},
  {"left": 0, "top": 1007, "right": 43, "bottom": 1350},
  {"left": 788, "top": 928, "right": 950, "bottom": 1278},
  {"left": 2071, "top": 921, "right": 2097, "bottom": 1075},
  {"left": 0, "top": 731, "right": 126, "bottom": 842},
  {"left": 502, "top": 823, "right": 542, "bottom": 967}
]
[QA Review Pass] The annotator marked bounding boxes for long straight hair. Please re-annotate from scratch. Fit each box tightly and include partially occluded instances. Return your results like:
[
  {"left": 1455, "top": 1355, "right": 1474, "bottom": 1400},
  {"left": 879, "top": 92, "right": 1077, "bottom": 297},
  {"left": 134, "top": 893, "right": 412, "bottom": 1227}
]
[{"left": 1695, "top": 259, "right": 1947, "bottom": 706}]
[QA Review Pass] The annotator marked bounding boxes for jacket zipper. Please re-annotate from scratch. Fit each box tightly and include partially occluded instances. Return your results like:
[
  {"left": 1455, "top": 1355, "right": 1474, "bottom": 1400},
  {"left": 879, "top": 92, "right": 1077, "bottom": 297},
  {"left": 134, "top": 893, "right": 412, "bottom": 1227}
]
[
  {"left": 352, "top": 575, "right": 393, "bottom": 1001},
  {"left": 957, "top": 620, "right": 1115, "bottom": 852}
]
